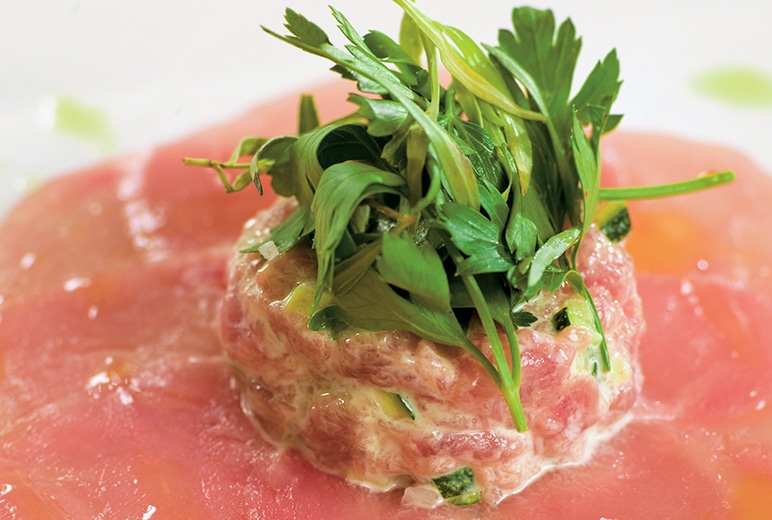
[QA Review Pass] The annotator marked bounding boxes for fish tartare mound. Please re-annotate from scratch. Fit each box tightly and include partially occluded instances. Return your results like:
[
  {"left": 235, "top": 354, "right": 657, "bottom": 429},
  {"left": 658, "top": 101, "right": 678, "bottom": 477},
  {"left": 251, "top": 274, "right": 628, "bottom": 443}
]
[
  {"left": 192, "top": 2, "right": 735, "bottom": 507},
  {"left": 220, "top": 198, "right": 644, "bottom": 505}
]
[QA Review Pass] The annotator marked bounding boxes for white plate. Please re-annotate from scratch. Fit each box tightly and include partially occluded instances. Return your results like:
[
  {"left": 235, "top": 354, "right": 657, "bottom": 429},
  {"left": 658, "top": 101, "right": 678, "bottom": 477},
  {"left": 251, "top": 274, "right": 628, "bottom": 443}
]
[{"left": 1, "top": 0, "right": 770, "bottom": 217}]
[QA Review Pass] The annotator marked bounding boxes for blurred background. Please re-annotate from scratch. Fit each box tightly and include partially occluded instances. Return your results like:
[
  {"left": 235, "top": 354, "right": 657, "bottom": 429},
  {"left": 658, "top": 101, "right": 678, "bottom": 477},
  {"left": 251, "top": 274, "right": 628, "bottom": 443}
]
[{"left": 1, "top": 0, "right": 770, "bottom": 215}]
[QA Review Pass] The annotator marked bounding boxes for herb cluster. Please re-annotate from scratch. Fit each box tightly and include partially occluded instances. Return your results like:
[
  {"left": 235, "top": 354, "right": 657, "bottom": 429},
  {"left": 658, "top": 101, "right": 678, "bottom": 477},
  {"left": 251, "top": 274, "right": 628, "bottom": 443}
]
[{"left": 185, "top": 1, "right": 733, "bottom": 430}]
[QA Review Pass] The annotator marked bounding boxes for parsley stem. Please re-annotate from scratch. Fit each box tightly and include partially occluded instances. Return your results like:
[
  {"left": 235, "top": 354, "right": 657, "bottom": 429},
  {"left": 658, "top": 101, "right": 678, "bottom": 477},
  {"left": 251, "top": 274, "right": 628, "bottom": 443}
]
[
  {"left": 182, "top": 157, "right": 251, "bottom": 169},
  {"left": 365, "top": 199, "right": 417, "bottom": 234},
  {"left": 405, "top": 124, "right": 429, "bottom": 207},
  {"left": 445, "top": 241, "right": 527, "bottom": 432},
  {"left": 598, "top": 170, "right": 735, "bottom": 200},
  {"left": 566, "top": 272, "right": 611, "bottom": 372},
  {"left": 182, "top": 157, "right": 258, "bottom": 193}
]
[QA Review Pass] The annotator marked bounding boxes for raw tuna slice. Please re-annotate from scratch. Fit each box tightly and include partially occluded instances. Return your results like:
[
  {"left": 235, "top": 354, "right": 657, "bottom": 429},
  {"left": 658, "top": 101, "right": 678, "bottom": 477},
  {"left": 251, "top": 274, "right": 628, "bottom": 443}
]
[{"left": 1, "top": 82, "right": 771, "bottom": 518}]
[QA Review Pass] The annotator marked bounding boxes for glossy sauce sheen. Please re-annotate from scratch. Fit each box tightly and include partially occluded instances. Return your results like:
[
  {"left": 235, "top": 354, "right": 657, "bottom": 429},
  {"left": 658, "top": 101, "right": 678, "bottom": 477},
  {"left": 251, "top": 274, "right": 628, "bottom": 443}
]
[{"left": 1, "top": 82, "right": 771, "bottom": 518}]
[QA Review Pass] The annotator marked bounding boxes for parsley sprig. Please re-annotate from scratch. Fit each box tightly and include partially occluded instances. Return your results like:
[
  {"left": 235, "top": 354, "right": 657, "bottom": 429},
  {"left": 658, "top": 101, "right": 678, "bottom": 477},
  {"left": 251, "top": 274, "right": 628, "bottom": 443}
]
[{"left": 185, "top": 1, "right": 733, "bottom": 431}]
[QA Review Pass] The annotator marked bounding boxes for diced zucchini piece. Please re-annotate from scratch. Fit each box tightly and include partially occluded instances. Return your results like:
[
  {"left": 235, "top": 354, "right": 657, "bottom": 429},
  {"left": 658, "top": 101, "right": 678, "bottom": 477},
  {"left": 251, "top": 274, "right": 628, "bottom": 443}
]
[
  {"left": 431, "top": 467, "right": 481, "bottom": 506},
  {"left": 594, "top": 200, "right": 631, "bottom": 242},
  {"left": 287, "top": 284, "right": 347, "bottom": 335},
  {"left": 553, "top": 306, "right": 571, "bottom": 331},
  {"left": 552, "top": 297, "right": 593, "bottom": 332},
  {"left": 377, "top": 391, "right": 416, "bottom": 420},
  {"left": 558, "top": 296, "right": 607, "bottom": 377},
  {"left": 285, "top": 283, "right": 320, "bottom": 314}
]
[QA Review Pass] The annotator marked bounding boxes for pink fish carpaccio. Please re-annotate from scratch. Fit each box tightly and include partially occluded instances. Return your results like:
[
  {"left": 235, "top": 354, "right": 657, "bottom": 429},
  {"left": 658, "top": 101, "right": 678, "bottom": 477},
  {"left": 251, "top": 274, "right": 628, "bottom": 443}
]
[{"left": 1, "top": 81, "right": 771, "bottom": 519}]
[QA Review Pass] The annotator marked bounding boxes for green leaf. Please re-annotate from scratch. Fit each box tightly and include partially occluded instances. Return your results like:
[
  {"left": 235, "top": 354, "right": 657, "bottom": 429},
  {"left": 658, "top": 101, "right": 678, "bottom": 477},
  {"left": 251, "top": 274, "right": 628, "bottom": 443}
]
[
  {"left": 268, "top": 5, "right": 481, "bottom": 209},
  {"left": 572, "top": 49, "right": 622, "bottom": 128},
  {"left": 307, "top": 305, "right": 349, "bottom": 336},
  {"left": 335, "top": 269, "right": 470, "bottom": 351},
  {"left": 284, "top": 8, "right": 330, "bottom": 47},
  {"left": 438, "top": 203, "right": 499, "bottom": 255},
  {"left": 571, "top": 113, "right": 600, "bottom": 236},
  {"left": 315, "top": 124, "right": 387, "bottom": 170},
  {"left": 363, "top": 30, "right": 422, "bottom": 80},
  {"left": 265, "top": 205, "right": 315, "bottom": 253},
  {"left": 489, "top": 5, "right": 624, "bottom": 245},
  {"left": 239, "top": 204, "right": 315, "bottom": 254},
  {"left": 438, "top": 203, "right": 514, "bottom": 275},
  {"left": 312, "top": 162, "right": 406, "bottom": 305},
  {"left": 478, "top": 178, "right": 509, "bottom": 231},
  {"left": 528, "top": 226, "right": 580, "bottom": 287},
  {"left": 447, "top": 117, "right": 505, "bottom": 191},
  {"left": 330, "top": 8, "right": 419, "bottom": 101},
  {"left": 454, "top": 249, "right": 515, "bottom": 277},
  {"left": 428, "top": 135, "right": 481, "bottom": 210},
  {"left": 399, "top": 12, "right": 423, "bottom": 64},
  {"left": 333, "top": 239, "right": 382, "bottom": 295},
  {"left": 348, "top": 94, "right": 410, "bottom": 137},
  {"left": 298, "top": 94, "right": 320, "bottom": 134},
  {"left": 333, "top": 267, "right": 501, "bottom": 387},
  {"left": 506, "top": 212, "right": 538, "bottom": 261},
  {"left": 511, "top": 310, "right": 538, "bottom": 328},
  {"left": 376, "top": 232, "right": 451, "bottom": 313},
  {"left": 255, "top": 136, "right": 298, "bottom": 198},
  {"left": 272, "top": 123, "right": 389, "bottom": 207},
  {"left": 499, "top": 7, "right": 580, "bottom": 126},
  {"left": 337, "top": 269, "right": 500, "bottom": 385},
  {"left": 226, "top": 136, "right": 267, "bottom": 163},
  {"left": 394, "top": 0, "right": 544, "bottom": 122}
]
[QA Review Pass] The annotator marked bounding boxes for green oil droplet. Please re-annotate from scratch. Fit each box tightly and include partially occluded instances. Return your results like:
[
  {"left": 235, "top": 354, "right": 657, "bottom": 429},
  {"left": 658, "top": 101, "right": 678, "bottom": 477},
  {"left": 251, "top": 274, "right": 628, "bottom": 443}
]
[
  {"left": 691, "top": 65, "right": 772, "bottom": 107},
  {"left": 41, "top": 96, "right": 116, "bottom": 150}
]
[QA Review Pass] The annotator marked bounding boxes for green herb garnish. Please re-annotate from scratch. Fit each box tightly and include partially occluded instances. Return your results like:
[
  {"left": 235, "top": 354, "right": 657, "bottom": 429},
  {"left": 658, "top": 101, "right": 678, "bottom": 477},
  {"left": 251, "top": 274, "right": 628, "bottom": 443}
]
[
  {"left": 432, "top": 466, "right": 481, "bottom": 506},
  {"left": 184, "top": 0, "right": 734, "bottom": 431}
]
